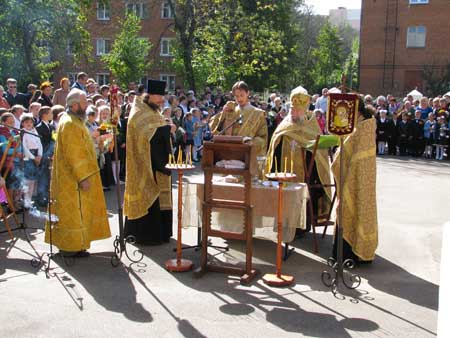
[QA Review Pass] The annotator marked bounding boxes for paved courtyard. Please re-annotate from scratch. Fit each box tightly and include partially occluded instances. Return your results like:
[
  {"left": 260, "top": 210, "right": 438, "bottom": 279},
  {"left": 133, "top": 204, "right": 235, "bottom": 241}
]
[{"left": 1, "top": 156, "right": 449, "bottom": 338}]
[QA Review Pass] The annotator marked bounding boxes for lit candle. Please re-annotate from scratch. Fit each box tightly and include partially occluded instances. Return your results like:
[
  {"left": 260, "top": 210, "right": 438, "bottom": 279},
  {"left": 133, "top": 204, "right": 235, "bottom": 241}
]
[
  {"left": 168, "top": 154, "right": 172, "bottom": 165},
  {"left": 290, "top": 144, "right": 294, "bottom": 174},
  {"left": 178, "top": 146, "right": 182, "bottom": 165},
  {"left": 284, "top": 157, "right": 287, "bottom": 175}
]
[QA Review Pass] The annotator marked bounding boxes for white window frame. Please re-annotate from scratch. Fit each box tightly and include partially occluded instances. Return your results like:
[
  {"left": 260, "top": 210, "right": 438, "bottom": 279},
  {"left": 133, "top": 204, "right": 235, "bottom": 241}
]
[
  {"left": 126, "top": 2, "right": 145, "bottom": 19},
  {"left": 67, "top": 41, "right": 75, "bottom": 56},
  {"left": 96, "top": 73, "right": 110, "bottom": 86},
  {"left": 161, "top": 1, "right": 174, "bottom": 19},
  {"left": 406, "top": 26, "right": 426, "bottom": 48},
  {"left": 409, "top": 0, "right": 429, "bottom": 4},
  {"left": 96, "top": 1, "right": 110, "bottom": 20},
  {"left": 96, "top": 38, "right": 111, "bottom": 56},
  {"left": 159, "top": 74, "right": 176, "bottom": 92},
  {"left": 160, "top": 38, "right": 174, "bottom": 57}
]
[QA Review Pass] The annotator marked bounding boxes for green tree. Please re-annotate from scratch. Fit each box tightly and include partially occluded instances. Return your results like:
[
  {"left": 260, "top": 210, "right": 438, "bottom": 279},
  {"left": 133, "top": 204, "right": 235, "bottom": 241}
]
[
  {"left": 343, "top": 38, "right": 360, "bottom": 90},
  {"left": 169, "top": 0, "right": 303, "bottom": 92},
  {"left": 0, "top": 0, "right": 92, "bottom": 87},
  {"left": 310, "top": 21, "right": 344, "bottom": 92},
  {"left": 102, "top": 13, "right": 152, "bottom": 89}
]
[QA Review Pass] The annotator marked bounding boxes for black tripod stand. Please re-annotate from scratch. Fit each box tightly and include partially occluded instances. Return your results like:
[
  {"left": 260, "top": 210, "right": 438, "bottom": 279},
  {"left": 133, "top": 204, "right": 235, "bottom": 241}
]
[
  {"left": 30, "top": 157, "right": 73, "bottom": 274},
  {"left": 0, "top": 123, "right": 42, "bottom": 260}
]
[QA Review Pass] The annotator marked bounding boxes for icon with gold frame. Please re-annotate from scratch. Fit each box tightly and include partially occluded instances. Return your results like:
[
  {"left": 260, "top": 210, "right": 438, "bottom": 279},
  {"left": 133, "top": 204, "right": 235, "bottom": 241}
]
[{"left": 326, "top": 93, "right": 359, "bottom": 136}]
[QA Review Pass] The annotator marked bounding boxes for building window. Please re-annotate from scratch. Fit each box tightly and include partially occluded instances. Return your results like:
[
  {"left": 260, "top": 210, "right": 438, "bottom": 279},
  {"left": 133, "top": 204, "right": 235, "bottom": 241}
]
[
  {"left": 160, "top": 74, "right": 176, "bottom": 92},
  {"left": 96, "top": 1, "right": 110, "bottom": 20},
  {"left": 409, "top": 0, "right": 429, "bottom": 4},
  {"left": 96, "top": 73, "right": 110, "bottom": 86},
  {"left": 67, "top": 41, "right": 75, "bottom": 56},
  {"left": 161, "top": 1, "right": 174, "bottom": 19},
  {"left": 96, "top": 38, "right": 112, "bottom": 55},
  {"left": 406, "top": 26, "right": 426, "bottom": 48},
  {"left": 68, "top": 72, "right": 78, "bottom": 85},
  {"left": 160, "top": 38, "right": 174, "bottom": 56},
  {"left": 126, "top": 2, "right": 146, "bottom": 19}
]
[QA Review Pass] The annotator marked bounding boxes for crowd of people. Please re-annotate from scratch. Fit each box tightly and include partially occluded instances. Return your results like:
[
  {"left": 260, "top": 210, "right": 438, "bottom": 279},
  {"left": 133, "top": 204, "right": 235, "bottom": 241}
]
[{"left": 0, "top": 72, "right": 449, "bottom": 213}]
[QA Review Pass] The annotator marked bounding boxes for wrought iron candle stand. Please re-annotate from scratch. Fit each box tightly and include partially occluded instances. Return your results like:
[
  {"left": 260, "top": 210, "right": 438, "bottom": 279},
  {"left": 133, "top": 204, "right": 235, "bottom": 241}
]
[
  {"left": 321, "top": 137, "right": 361, "bottom": 296},
  {"left": 110, "top": 124, "right": 144, "bottom": 267},
  {"left": 164, "top": 162, "right": 195, "bottom": 272}
]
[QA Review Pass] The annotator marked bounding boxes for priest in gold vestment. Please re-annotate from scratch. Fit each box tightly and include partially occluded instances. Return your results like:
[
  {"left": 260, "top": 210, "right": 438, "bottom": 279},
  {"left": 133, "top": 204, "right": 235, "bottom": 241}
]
[
  {"left": 124, "top": 80, "right": 173, "bottom": 245},
  {"left": 332, "top": 102, "right": 378, "bottom": 262},
  {"left": 265, "top": 86, "right": 333, "bottom": 232},
  {"left": 45, "top": 89, "right": 110, "bottom": 256},
  {"left": 209, "top": 81, "right": 268, "bottom": 155}
]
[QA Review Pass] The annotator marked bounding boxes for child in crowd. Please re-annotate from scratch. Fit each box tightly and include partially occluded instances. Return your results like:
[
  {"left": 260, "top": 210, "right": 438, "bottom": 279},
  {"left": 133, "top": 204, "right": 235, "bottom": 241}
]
[
  {"left": 35, "top": 106, "right": 55, "bottom": 206},
  {"left": 20, "top": 114, "right": 42, "bottom": 208},
  {"left": 192, "top": 108, "right": 204, "bottom": 162},
  {"left": 183, "top": 111, "right": 194, "bottom": 161},
  {"left": 314, "top": 108, "right": 326, "bottom": 134},
  {"left": 376, "top": 110, "right": 389, "bottom": 155},
  {"left": 436, "top": 116, "right": 449, "bottom": 160},
  {"left": 423, "top": 113, "right": 436, "bottom": 159}
]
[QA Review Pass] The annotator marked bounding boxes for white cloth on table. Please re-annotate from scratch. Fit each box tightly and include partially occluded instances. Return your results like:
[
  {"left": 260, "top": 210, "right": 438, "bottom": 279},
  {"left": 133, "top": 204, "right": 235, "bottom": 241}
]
[{"left": 182, "top": 175, "right": 309, "bottom": 243}]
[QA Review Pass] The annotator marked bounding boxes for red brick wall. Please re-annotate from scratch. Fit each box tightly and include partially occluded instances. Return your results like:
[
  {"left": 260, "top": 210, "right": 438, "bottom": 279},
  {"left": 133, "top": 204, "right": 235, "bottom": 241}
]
[
  {"left": 360, "top": 0, "right": 450, "bottom": 97},
  {"left": 53, "top": 0, "right": 181, "bottom": 91}
]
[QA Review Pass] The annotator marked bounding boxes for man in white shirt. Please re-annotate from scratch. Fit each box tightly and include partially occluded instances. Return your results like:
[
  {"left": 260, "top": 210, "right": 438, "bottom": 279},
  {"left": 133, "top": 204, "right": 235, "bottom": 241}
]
[{"left": 316, "top": 88, "right": 329, "bottom": 115}]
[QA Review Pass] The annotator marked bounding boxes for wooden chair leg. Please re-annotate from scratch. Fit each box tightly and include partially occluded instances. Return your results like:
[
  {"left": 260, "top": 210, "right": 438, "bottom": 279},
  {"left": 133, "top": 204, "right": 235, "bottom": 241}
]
[
  {"left": 0, "top": 209, "right": 14, "bottom": 240},
  {"left": 307, "top": 198, "right": 319, "bottom": 253}
]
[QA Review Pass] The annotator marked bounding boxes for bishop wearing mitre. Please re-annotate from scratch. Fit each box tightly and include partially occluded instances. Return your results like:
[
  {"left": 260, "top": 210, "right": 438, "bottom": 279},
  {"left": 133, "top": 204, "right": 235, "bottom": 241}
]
[{"left": 265, "top": 86, "right": 333, "bottom": 232}]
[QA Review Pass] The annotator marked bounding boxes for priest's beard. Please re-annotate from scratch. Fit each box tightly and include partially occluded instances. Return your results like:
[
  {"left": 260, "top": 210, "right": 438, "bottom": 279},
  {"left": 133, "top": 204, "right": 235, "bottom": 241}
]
[{"left": 69, "top": 107, "right": 86, "bottom": 119}]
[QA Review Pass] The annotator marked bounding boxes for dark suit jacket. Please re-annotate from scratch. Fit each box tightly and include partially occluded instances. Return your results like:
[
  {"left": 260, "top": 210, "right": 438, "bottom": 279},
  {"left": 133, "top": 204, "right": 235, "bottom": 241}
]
[
  {"left": 71, "top": 82, "right": 85, "bottom": 92},
  {"left": 6, "top": 92, "right": 29, "bottom": 108},
  {"left": 36, "top": 121, "right": 54, "bottom": 153}
]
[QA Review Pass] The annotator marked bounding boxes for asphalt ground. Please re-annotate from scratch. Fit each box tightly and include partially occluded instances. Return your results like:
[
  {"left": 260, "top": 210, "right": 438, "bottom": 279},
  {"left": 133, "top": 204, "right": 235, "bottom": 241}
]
[{"left": 1, "top": 156, "right": 449, "bottom": 338}]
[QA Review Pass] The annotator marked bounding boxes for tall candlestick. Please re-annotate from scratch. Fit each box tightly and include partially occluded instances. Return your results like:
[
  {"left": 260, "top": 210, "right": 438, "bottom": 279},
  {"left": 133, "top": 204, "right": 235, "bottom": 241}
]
[
  {"left": 169, "top": 154, "right": 172, "bottom": 165},
  {"left": 275, "top": 157, "right": 278, "bottom": 174},
  {"left": 290, "top": 148, "right": 294, "bottom": 174},
  {"left": 178, "top": 146, "right": 182, "bottom": 165},
  {"left": 284, "top": 157, "right": 287, "bottom": 175}
]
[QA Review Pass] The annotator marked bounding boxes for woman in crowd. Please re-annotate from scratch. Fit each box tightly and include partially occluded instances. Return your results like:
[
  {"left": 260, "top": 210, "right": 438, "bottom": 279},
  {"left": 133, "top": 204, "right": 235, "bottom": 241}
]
[
  {"left": 97, "top": 105, "right": 114, "bottom": 189},
  {"left": 52, "top": 78, "right": 70, "bottom": 107}
]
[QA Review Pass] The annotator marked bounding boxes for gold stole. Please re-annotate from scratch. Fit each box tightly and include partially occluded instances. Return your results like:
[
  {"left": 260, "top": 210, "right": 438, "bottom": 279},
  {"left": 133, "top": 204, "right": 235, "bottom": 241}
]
[
  {"left": 332, "top": 117, "right": 378, "bottom": 261},
  {"left": 123, "top": 97, "right": 169, "bottom": 220}
]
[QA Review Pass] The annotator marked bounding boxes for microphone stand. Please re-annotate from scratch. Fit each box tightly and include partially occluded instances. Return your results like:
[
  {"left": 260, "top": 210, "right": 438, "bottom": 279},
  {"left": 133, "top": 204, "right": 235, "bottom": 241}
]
[
  {"left": 0, "top": 123, "right": 43, "bottom": 261},
  {"left": 197, "top": 113, "right": 243, "bottom": 152}
]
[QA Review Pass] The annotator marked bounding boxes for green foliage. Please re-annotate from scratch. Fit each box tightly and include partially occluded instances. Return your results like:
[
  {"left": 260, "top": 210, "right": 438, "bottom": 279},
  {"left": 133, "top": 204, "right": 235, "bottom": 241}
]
[
  {"left": 0, "top": 0, "right": 93, "bottom": 89},
  {"left": 170, "top": 0, "right": 303, "bottom": 92},
  {"left": 343, "top": 38, "right": 360, "bottom": 90},
  {"left": 423, "top": 62, "right": 450, "bottom": 97},
  {"left": 101, "top": 13, "right": 152, "bottom": 89},
  {"left": 310, "top": 21, "right": 344, "bottom": 92}
]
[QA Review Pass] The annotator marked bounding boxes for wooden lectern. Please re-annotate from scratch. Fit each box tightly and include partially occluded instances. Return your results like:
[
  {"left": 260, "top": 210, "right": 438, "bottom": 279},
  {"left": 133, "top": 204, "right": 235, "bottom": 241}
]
[{"left": 196, "top": 137, "right": 258, "bottom": 284}]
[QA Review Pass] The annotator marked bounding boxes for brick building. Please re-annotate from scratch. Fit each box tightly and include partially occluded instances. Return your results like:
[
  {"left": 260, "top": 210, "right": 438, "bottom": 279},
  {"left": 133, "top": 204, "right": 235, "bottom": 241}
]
[
  {"left": 54, "top": 0, "right": 180, "bottom": 92},
  {"left": 359, "top": 0, "right": 450, "bottom": 97}
]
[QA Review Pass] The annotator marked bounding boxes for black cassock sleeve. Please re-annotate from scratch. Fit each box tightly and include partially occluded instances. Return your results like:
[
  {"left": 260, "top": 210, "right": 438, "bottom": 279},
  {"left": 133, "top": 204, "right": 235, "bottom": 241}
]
[{"left": 151, "top": 125, "right": 172, "bottom": 176}]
